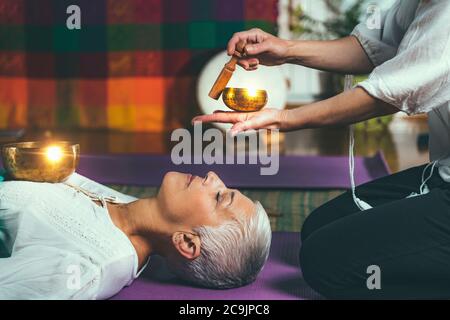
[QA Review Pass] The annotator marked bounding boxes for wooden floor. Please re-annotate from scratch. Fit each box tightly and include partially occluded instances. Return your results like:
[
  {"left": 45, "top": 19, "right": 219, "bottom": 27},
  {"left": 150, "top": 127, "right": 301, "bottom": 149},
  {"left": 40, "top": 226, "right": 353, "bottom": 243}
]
[{"left": 1, "top": 114, "right": 430, "bottom": 174}]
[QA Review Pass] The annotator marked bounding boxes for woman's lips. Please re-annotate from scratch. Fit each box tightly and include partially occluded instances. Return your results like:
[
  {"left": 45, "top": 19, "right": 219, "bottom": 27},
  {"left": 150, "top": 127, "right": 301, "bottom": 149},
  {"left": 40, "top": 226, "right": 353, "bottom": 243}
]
[{"left": 187, "top": 174, "right": 196, "bottom": 187}]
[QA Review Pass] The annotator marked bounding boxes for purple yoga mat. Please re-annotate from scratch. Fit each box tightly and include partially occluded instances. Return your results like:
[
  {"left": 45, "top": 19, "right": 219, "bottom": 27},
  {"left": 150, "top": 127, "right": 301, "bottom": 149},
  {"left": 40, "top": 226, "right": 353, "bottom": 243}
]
[
  {"left": 110, "top": 232, "right": 322, "bottom": 300},
  {"left": 75, "top": 152, "right": 389, "bottom": 189}
]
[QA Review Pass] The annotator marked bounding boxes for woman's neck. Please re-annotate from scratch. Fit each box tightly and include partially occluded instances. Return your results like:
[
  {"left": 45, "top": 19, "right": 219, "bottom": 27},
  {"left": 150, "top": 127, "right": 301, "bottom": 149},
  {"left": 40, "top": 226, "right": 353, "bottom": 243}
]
[{"left": 106, "top": 197, "right": 166, "bottom": 268}]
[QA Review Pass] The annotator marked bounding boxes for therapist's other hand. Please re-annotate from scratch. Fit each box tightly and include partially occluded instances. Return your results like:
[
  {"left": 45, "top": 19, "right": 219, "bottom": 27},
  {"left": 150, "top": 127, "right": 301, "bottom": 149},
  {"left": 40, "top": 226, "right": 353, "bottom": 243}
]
[
  {"left": 228, "top": 28, "right": 292, "bottom": 70},
  {"left": 192, "top": 108, "right": 287, "bottom": 136}
]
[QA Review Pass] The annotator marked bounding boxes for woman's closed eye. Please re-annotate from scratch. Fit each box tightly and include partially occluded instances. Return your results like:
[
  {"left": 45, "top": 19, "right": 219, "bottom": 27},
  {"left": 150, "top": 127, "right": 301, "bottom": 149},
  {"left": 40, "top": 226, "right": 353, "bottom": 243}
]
[
  {"left": 216, "top": 191, "right": 222, "bottom": 203},
  {"left": 216, "top": 191, "right": 234, "bottom": 207}
]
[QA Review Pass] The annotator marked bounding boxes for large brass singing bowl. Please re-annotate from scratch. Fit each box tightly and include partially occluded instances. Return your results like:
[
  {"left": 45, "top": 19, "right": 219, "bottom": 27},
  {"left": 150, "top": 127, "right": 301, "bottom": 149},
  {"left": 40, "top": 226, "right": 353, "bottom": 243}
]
[
  {"left": 222, "top": 87, "right": 268, "bottom": 112},
  {"left": 1, "top": 141, "right": 80, "bottom": 183}
]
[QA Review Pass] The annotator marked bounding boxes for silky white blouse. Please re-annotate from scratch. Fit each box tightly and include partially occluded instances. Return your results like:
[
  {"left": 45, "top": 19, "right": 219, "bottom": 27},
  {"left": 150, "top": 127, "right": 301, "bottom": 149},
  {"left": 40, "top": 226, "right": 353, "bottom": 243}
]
[
  {"left": 0, "top": 173, "right": 146, "bottom": 300},
  {"left": 352, "top": 0, "right": 450, "bottom": 181}
]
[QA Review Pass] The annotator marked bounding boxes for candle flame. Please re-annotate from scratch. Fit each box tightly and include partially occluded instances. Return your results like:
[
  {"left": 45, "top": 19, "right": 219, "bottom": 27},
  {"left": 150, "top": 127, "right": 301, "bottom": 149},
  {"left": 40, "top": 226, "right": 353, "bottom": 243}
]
[
  {"left": 46, "top": 146, "right": 63, "bottom": 162},
  {"left": 246, "top": 86, "right": 258, "bottom": 97}
]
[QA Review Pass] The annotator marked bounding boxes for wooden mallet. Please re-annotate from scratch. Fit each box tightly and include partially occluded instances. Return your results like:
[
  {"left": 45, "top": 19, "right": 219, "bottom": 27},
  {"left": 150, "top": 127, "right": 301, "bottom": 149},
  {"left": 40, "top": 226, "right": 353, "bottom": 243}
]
[{"left": 208, "top": 40, "right": 247, "bottom": 100}]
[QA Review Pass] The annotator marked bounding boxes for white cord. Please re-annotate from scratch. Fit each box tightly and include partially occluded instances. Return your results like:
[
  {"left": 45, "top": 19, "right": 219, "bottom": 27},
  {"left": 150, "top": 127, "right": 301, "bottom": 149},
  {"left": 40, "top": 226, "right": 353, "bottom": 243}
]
[
  {"left": 346, "top": 78, "right": 445, "bottom": 207},
  {"left": 420, "top": 160, "right": 438, "bottom": 194},
  {"left": 413, "top": 107, "right": 450, "bottom": 196},
  {"left": 346, "top": 75, "right": 373, "bottom": 211},
  {"left": 345, "top": 75, "right": 441, "bottom": 210},
  {"left": 416, "top": 107, "right": 449, "bottom": 195}
]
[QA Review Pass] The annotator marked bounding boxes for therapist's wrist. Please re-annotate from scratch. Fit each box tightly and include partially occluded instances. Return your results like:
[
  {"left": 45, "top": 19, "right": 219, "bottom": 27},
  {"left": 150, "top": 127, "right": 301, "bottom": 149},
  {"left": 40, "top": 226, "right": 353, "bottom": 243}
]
[
  {"left": 284, "top": 40, "right": 312, "bottom": 66},
  {"left": 278, "top": 108, "right": 302, "bottom": 131},
  {"left": 281, "top": 104, "right": 319, "bottom": 131},
  {"left": 284, "top": 40, "right": 300, "bottom": 64}
]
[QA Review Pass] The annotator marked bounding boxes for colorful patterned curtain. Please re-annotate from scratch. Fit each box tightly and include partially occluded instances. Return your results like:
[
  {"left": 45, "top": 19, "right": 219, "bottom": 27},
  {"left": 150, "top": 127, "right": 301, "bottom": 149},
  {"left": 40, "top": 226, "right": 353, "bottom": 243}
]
[{"left": 0, "top": 0, "right": 278, "bottom": 132}]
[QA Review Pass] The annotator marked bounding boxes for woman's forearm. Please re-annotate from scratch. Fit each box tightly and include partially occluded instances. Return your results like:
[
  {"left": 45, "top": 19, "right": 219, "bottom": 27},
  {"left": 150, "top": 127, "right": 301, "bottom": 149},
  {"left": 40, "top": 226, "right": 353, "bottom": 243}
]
[
  {"left": 281, "top": 87, "right": 399, "bottom": 131},
  {"left": 285, "top": 36, "right": 374, "bottom": 75}
]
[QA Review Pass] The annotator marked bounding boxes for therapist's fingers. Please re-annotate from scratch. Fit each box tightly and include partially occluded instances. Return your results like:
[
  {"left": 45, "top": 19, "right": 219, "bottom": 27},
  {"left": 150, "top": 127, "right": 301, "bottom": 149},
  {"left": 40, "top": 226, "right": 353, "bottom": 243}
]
[
  {"left": 237, "top": 57, "right": 259, "bottom": 70},
  {"left": 227, "top": 28, "right": 266, "bottom": 56},
  {"left": 192, "top": 111, "right": 248, "bottom": 124},
  {"left": 230, "top": 108, "right": 284, "bottom": 134},
  {"left": 230, "top": 115, "right": 271, "bottom": 135},
  {"left": 230, "top": 121, "right": 256, "bottom": 135},
  {"left": 227, "top": 31, "right": 247, "bottom": 56},
  {"left": 244, "top": 41, "right": 271, "bottom": 56}
]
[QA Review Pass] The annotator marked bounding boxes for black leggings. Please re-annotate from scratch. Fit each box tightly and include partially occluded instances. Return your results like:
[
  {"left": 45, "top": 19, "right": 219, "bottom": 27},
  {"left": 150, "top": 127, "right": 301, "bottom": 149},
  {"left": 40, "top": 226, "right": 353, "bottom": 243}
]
[{"left": 299, "top": 164, "right": 450, "bottom": 299}]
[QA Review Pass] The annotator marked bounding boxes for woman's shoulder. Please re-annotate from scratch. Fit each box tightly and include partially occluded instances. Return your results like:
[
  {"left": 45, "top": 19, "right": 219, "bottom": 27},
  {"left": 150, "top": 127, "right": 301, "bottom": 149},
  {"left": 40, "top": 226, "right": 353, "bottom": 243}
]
[{"left": 0, "top": 180, "right": 49, "bottom": 209}]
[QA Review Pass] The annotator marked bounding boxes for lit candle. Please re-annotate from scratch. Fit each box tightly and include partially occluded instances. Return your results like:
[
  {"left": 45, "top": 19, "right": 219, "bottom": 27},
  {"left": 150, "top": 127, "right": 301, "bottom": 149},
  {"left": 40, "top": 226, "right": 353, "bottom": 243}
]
[
  {"left": 45, "top": 145, "right": 63, "bottom": 163},
  {"left": 246, "top": 85, "right": 258, "bottom": 97}
]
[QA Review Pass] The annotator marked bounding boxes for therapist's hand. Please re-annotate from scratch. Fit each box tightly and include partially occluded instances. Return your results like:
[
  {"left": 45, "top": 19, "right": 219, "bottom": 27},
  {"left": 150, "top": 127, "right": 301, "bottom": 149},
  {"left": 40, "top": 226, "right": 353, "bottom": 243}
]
[
  {"left": 192, "top": 108, "right": 288, "bottom": 135},
  {"left": 228, "top": 28, "right": 292, "bottom": 70}
]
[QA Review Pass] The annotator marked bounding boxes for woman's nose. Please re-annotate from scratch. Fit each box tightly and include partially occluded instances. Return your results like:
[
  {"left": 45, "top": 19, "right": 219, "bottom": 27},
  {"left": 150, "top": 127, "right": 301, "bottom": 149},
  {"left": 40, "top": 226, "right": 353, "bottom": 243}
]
[{"left": 206, "top": 171, "right": 224, "bottom": 188}]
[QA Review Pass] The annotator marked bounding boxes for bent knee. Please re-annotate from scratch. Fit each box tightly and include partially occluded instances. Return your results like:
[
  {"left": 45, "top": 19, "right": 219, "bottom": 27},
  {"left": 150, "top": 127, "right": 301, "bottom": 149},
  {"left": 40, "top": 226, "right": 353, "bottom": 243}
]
[
  {"left": 301, "top": 191, "right": 355, "bottom": 242},
  {"left": 299, "top": 235, "right": 356, "bottom": 299},
  {"left": 299, "top": 237, "right": 332, "bottom": 297},
  {"left": 301, "top": 204, "right": 335, "bottom": 242},
  {"left": 300, "top": 212, "right": 317, "bottom": 242}
]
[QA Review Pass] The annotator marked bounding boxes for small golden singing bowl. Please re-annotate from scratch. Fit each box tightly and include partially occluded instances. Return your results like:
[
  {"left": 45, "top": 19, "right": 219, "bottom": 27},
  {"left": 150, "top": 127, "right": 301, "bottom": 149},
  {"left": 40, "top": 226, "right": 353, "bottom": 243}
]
[
  {"left": 222, "top": 87, "right": 268, "bottom": 112},
  {"left": 1, "top": 141, "right": 80, "bottom": 183}
]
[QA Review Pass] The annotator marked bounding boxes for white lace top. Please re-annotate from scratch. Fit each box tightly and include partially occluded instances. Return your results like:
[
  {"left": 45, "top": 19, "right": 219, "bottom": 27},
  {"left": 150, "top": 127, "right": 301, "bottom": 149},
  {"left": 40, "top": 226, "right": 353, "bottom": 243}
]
[{"left": 0, "top": 172, "right": 147, "bottom": 300}]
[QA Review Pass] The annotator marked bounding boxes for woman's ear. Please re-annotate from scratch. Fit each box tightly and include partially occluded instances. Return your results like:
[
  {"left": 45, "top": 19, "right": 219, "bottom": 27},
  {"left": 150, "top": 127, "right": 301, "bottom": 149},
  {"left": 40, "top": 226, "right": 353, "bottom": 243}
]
[{"left": 172, "top": 231, "right": 201, "bottom": 260}]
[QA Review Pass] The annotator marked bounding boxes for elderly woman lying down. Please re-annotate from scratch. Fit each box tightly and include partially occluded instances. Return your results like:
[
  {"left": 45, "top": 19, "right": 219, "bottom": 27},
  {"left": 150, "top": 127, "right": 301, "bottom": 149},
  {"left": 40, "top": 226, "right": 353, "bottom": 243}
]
[{"left": 0, "top": 171, "right": 271, "bottom": 299}]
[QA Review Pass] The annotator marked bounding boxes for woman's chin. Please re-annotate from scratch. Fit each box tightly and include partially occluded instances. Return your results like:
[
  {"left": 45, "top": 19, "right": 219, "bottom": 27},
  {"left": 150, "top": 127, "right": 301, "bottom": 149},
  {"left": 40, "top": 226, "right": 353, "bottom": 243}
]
[{"left": 159, "top": 171, "right": 190, "bottom": 197}]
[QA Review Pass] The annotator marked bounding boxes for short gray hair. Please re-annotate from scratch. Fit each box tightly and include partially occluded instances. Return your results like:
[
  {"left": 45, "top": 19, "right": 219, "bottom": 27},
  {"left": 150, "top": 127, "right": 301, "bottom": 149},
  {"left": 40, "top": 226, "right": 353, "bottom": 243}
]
[{"left": 171, "top": 201, "right": 272, "bottom": 289}]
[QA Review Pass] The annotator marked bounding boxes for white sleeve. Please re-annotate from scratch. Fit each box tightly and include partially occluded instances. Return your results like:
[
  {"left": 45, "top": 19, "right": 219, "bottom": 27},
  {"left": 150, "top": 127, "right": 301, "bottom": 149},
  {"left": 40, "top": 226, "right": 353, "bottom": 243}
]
[
  {"left": 0, "top": 245, "right": 100, "bottom": 300},
  {"left": 356, "top": 1, "right": 450, "bottom": 115},
  {"left": 350, "top": 0, "right": 415, "bottom": 66}
]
